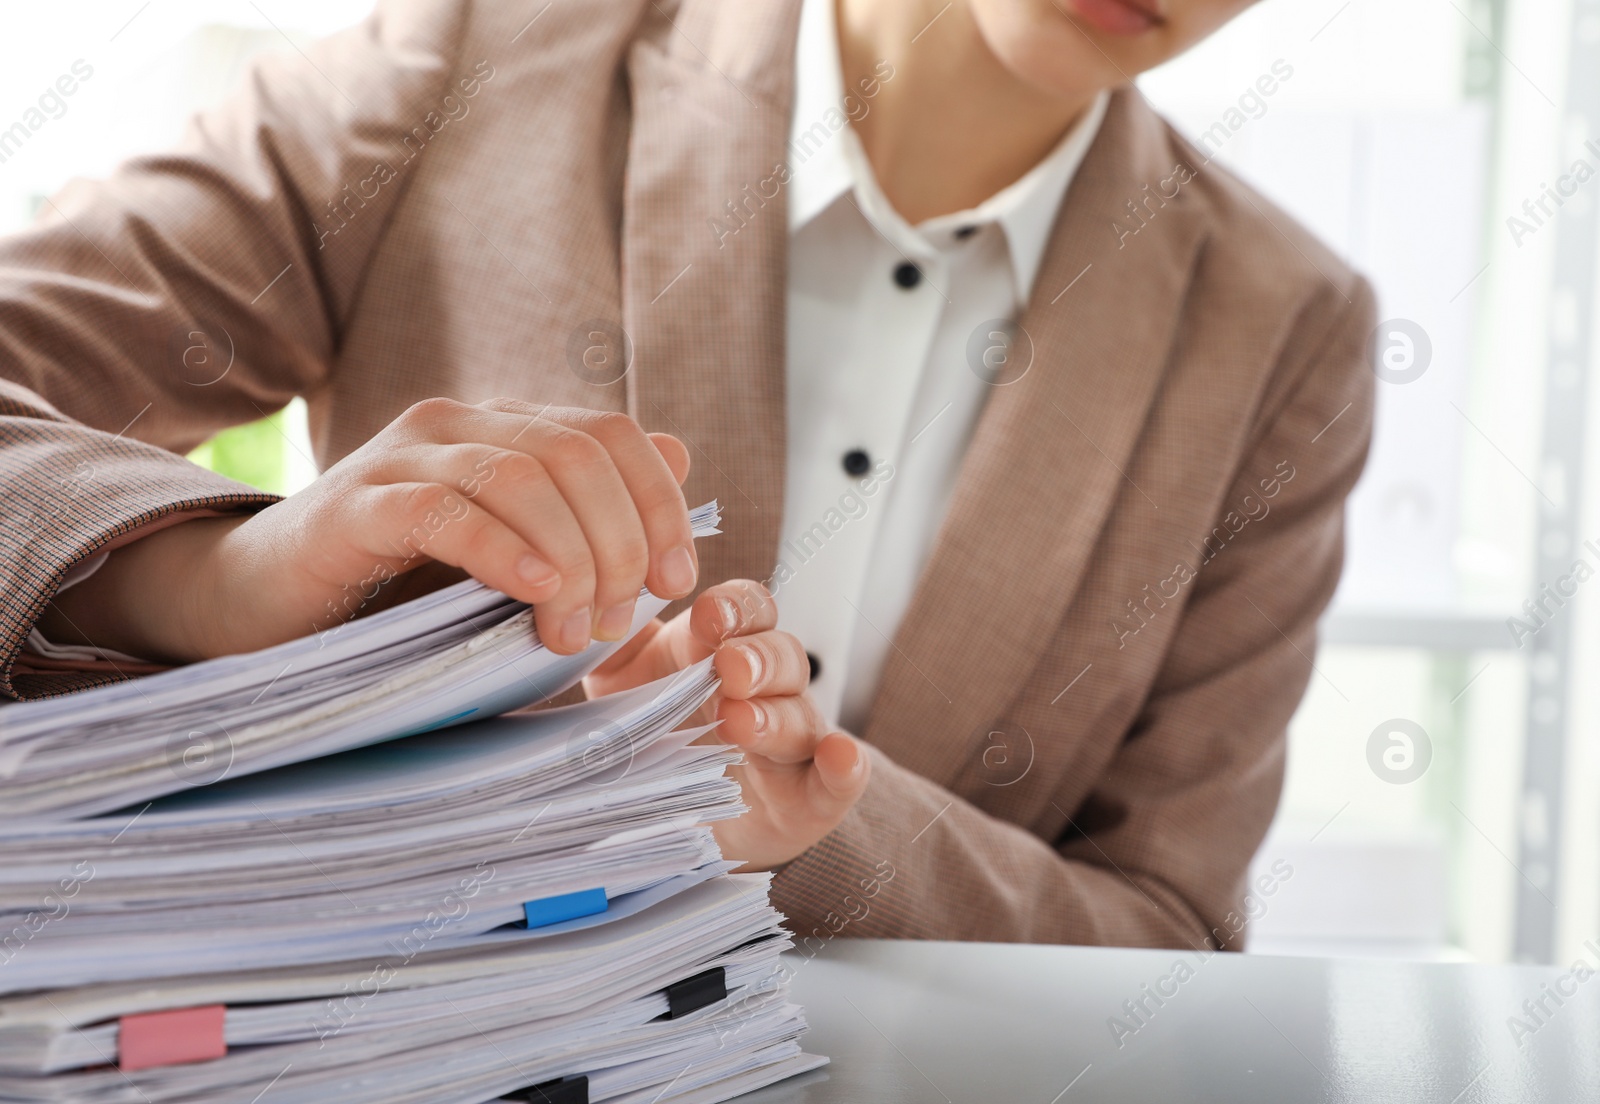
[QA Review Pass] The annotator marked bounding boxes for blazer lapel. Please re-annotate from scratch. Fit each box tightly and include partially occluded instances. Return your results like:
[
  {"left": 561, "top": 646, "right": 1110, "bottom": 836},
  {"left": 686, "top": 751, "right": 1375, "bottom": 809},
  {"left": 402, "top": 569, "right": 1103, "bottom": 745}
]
[
  {"left": 620, "top": 0, "right": 803, "bottom": 594},
  {"left": 860, "top": 90, "right": 1212, "bottom": 784}
]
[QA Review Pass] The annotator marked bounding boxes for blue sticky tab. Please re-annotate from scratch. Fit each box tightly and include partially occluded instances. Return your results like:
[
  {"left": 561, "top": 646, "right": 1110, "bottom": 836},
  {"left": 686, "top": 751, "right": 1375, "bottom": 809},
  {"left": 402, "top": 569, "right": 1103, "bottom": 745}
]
[{"left": 523, "top": 888, "right": 607, "bottom": 929}]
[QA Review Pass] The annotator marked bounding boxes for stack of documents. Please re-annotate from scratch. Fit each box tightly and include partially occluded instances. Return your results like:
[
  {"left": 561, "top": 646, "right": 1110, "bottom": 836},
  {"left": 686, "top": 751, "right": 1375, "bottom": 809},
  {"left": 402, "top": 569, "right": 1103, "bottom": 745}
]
[
  {"left": 0, "top": 502, "right": 825, "bottom": 1103},
  {"left": 0, "top": 501, "right": 726, "bottom": 820}
]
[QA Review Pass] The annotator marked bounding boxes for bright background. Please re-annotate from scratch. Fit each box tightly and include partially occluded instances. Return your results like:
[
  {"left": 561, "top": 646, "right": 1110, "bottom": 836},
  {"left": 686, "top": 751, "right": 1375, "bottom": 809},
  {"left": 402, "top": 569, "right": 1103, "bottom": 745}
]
[{"left": 1, "top": 1, "right": 1593, "bottom": 965}]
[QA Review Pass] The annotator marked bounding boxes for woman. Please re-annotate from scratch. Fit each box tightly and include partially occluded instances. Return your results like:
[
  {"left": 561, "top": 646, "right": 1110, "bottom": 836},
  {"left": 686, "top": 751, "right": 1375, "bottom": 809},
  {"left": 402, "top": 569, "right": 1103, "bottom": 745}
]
[{"left": 4, "top": 0, "right": 1372, "bottom": 950}]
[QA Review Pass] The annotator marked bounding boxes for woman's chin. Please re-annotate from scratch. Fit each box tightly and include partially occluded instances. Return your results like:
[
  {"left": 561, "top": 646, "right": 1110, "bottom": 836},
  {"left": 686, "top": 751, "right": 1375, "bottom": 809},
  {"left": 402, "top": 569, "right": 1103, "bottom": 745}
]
[{"left": 970, "top": 0, "right": 1251, "bottom": 98}]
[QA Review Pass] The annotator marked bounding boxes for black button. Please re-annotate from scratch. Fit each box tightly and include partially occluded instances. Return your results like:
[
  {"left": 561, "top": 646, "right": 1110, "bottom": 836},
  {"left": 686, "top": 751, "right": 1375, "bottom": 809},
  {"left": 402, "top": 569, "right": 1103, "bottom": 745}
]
[
  {"left": 806, "top": 651, "right": 821, "bottom": 682},
  {"left": 892, "top": 262, "right": 921, "bottom": 289},
  {"left": 954, "top": 225, "right": 978, "bottom": 240},
  {"left": 842, "top": 449, "right": 871, "bottom": 476}
]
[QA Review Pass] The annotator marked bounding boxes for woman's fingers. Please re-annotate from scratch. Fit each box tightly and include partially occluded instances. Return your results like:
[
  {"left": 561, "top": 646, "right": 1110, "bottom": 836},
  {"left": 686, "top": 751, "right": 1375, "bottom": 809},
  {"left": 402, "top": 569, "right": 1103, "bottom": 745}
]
[
  {"left": 718, "top": 729, "right": 870, "bottom": 871},
  {"left": 373, "top": 399, "right": 696, "bottom": 653},
  {"left": 583, "top": 581, "right": 749, "bottom": 705},
  {"left": 358, "top": 481, "right": 563, "bottom": 611},
  {"left": 648, "top": 432, "right": 691, "bottom": 485},
  {"left": 88, "top": 398, "right": 698, "bottom": 663},
  {"left": 575, "top": 411, "right": 698, "bottom": 600},
  {"left": 808, "top": 730, "right": 871, "bottom": 808},
  {"left": 717, "top": 693, "right": 828, "bottom": 763},
  {"left": 519, "top": 423, "right": 650, "bottom": 640},
  {"left": 476, "top": 401, "right": 698, "bottom": 608},
  {"left": 364, "top": 442, "right": 600, "bottom": 651},
  {"left": 711, "top": 626, "right": 808, "bottom": 698}
]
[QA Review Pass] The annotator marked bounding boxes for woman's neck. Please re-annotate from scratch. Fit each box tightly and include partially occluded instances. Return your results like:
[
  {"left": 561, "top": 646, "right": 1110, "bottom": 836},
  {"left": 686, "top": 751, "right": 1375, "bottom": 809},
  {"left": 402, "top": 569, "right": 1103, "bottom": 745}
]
[{"left": 837, "top": 0, "right": 1098, "bottom": 224}]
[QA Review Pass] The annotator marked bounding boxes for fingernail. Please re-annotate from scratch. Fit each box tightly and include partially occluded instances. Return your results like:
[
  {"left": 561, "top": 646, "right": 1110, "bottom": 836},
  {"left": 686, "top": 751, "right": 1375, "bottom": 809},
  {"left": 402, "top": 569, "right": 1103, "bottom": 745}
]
[
  {"left": 658, "top": 544, "right": 697, "bottom": 595},
  {"left": 747, "top": 700, "right": 769, "bottom": 734},
  {"left": 714, "top": 596, "right": 739, "bottom": 636},
  {"left": 737, "top": 643, "right": 765, "bottom": 689},
  {"left": 516, "top": 554, "right": 558, "bottom": 588},
  {"left": 596, "top": 601, "right": 635, "bottom": 640},
  {"left": 559, "top": 610, "right": 591, "bottom": 652}
]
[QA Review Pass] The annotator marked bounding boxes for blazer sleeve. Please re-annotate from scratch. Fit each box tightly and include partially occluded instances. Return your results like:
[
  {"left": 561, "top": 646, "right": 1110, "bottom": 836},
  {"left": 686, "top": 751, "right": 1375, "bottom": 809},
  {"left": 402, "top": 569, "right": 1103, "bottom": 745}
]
[
  {"left": 770, "top": 277, "right": 1378, "bottom": 950},
  {"left": 0, "top": 0, "right": 469, "bottom": 699}
]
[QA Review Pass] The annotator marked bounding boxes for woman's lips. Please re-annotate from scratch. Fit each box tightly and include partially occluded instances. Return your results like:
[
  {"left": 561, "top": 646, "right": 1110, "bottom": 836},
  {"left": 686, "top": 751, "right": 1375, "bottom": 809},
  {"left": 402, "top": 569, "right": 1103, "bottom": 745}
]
[{"left": 1060, "top": 0, "right": 1165, "bottom": 35}]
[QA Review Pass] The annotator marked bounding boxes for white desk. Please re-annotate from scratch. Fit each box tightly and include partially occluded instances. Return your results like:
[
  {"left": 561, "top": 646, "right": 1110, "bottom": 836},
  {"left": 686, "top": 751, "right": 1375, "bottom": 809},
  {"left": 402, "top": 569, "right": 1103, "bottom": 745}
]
[{"left": 737, "top": 939, "right": 1600, "bottom": 1102}]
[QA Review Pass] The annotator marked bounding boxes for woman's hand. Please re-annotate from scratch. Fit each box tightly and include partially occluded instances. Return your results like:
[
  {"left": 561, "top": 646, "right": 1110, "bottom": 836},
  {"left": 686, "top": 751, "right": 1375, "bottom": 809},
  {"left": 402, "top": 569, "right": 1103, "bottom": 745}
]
[
  {"left": 584, "top": 579, "right": 871, "bottom": 872},
  {"left": 42, "top": 399, "right": 698, "bottom": 662}
]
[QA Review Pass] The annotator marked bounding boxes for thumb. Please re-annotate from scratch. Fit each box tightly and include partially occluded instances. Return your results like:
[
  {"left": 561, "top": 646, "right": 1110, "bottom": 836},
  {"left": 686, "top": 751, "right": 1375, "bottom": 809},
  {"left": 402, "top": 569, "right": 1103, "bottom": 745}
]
[
  {"left": 584, "top": 615, "right": 665, "bottom": 679},
  {"left": 806, "top": 731, "right": 870, "bottom": 815},
  {"left": 636, "top": 600, "right": 713, "bottom": 672}
]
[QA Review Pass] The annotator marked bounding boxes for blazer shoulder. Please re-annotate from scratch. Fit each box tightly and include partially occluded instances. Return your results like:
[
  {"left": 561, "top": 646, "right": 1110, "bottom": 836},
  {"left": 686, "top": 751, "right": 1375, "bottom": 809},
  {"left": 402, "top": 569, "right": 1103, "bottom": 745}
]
[
  {"left": 1107, "top": 93, "right": 1376, "bottom": 416},
  {"left": 1147, "top": 109, "right": 1367, "bottom": 315}
]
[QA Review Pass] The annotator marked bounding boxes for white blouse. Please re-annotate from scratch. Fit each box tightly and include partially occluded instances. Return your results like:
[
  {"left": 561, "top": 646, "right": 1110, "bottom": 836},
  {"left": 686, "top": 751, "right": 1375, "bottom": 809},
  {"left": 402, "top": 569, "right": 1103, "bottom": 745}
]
[{"left": 776, "top": 0, "right": 1107, "bottom": 733}]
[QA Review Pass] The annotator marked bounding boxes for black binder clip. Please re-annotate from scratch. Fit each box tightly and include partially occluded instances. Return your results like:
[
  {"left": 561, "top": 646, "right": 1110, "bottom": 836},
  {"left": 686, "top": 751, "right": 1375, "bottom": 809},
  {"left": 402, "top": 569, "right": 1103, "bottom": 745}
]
[
  {"left": 657, "top": 966, "right": 727, "bottom": 1020},
  {"left": 504, "top": 1074, "right": 588, "bottom": 1104}
]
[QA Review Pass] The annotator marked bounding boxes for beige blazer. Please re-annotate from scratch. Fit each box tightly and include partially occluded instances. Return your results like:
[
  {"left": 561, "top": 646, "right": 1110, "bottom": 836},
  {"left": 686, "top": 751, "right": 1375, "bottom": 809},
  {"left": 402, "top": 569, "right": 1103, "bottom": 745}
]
[{"left": 0, "top": 0, "right": 1374, "bottom": 949}]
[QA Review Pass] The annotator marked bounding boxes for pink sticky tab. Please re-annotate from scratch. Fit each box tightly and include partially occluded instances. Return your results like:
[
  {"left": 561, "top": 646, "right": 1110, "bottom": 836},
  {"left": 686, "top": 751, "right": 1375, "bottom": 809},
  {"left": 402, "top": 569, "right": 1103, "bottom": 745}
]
[{"left": 118, "top": 1005, "right": 226, "bottom": 1072}]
